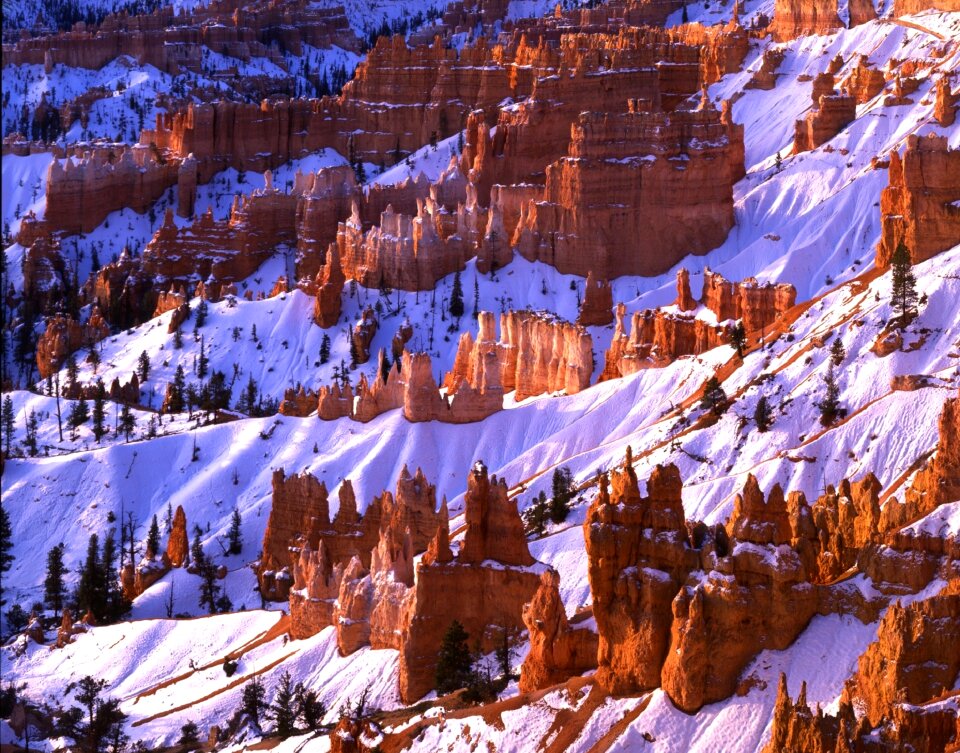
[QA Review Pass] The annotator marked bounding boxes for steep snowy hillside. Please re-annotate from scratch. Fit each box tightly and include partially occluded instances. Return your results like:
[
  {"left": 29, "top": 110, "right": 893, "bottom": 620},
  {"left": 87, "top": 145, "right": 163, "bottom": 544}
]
[{"left": 2, "top": 0, "right": 959, "bottom": 751}]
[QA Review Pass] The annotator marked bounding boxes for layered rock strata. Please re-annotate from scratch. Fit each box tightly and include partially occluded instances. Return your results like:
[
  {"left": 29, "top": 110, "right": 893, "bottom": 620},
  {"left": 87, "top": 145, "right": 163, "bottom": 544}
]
[{"left": 794, "top": 72, "right": 856, "bottom": 153}]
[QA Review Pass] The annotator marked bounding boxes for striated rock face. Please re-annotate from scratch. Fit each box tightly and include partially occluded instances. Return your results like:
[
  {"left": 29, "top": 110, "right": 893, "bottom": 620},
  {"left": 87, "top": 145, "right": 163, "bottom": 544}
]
[
  {"left": 35, "top": 309, "right": 110, "bottom": 379},
  {"left": 848, "top": 0, "right": 877, "bottom": 25},
  {"left": 289, "top": 542, "right": 344, "bottom": 640},
  {"left": 513, "top": 106, "right": 743, "bottom": 279},
  {"left": 577, "top": 272, "right": 614, "bottom": 327},
  {"left": 894, "top": 0, "right": 960, "bottom": 14},
  {"left": 699, "top": 267, "right": 797, "bottom": 331},
  {"left": 746, "top": 48, "right": 784, "bottom": 90},
  {"left": 876, "top": 134, "right": 960, "bottom": 267},
  {"left": 771, "top": 0, "right": 842, "bottom": 41},
  {"left": 586, "top": 460, "right": 696, "bottom": 694},
  {"left": 166, "top": 505, "right": 189, "bottom": 568},
  {"left": 842, "top": 55, "right": 886, "bottom": 103},
  {"left": 520, "top": 569, "right": 599, "bottom": 692},
  {"left": 295, "top": 166, "right": 358, "bottom": 280},
  {"left": 794, "top": 73, "right": 856, "bottom": 153},
  {"left": 352, "top": 308, "right": 378, "bottom": 364},
  {"left": 811, "top": 475, "right": 881, "bottom": 582}
]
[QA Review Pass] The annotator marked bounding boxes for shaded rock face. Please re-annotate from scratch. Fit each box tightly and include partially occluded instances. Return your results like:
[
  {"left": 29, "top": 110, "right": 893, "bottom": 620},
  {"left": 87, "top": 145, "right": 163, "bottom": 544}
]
[
  {"left": 876, "top": 134, "right": 960, "bottom": 268},
  {"left": 513, "top": 106, "right": 743, "bottom": 279},
  {"left": 933, "top": 75, "right": 957, "bottom": 127},
  {"left": 520, "top": 569, "right": 599, "bottom": 691},
  {"left": 771, "top": 0, "right": 842, "bottom": 41},
  {"left": 35, "top": 309, "right": 110, "bottom": 379},
  {"left": 793, "top": 73, "right": 856, "bottom": 154},
  {"left": 842, "top": 55, "right": 886, "bottom": 103},
  {"left": 811, "top": 475, "right": 881, "bottom": 581},
  {"left": 351, "top": 308, "right": 378, "bottom": 364},
  {"left": 577, "top": 272, "right": 614, "bottom": 326}
]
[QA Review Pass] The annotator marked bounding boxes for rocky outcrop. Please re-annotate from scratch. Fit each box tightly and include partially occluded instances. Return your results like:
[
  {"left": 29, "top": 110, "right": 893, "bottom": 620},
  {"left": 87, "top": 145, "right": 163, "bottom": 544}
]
[
  {"left": 35, "top": 309, "right": 110, "bottom": 379},
  {"left": 603, "top": 268, "right": 795, "bottom": 379},
  {"left": 295, "top": 166, "right": 359, "bottom": 280},
  {"left": 577, "top": 272, "right": 614, "bottom": 326},
  {"left": 519, "top": 569, "right": 599, "bottom": 692},
  {"left": 166, "top": 505, "right": 189, "bottom": 568},
  {"left": 811, "top": 475, "right": 881, "bottom": 581},
  {"left": 351, "top": 308, "right": 378, "bottom": 364},
  {"left": 876, "top": 134, "right": 960, "bottom": 267},
  {"left": 848, "top": 0, "right": 877, "bottom": 26},
  {"left": 842, "top": 55, "right": 886, "bottom": 103},
  {"left": 288, "top": 542, "right": 344, "bottom": 640},
  {"left": 934, "top": 75, "right": 957, "bottom": 127},
  {"left": 770, "top": 0, "right": 842, "bottom": 41},
  {"left": 746, "top": 48, "right": 784, "bottom": 90},
  {"left": 513, "top": 105, "right": 743, "bottom": 279},
  {"left": 794, "top": 73, "right": 856, "bottom": 153}
]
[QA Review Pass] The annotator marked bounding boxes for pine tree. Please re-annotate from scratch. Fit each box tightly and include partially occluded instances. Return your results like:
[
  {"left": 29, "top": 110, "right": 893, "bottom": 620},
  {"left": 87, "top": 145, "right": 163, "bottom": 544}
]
[
  {"left": 294, "top": 684, "right": 325, "bottom": 731},
  {"left": 241, "top": 677, "right": 267, "bottom": 728},
  {"left": 449, "top": 271, "right": 465, "bottom": 319},
  {"left": 197, "top": 335, "right": 208, "bottom": 379},
  {"left": 195, "top": 299, "right": 208, "bottom": 328},
  {"left": 522, "top": 491, "right": 548, "bottom": 537},
  {"left": 227, "top": 508, "right": 243, "bottom": 555},
  {"left": 830, "top": 337, "right": 845, "bottom": 367},
  {"left": 44, "top": 543, "right": 67, "bottom": 618},
  {"left": 700, "top": 376, "right": 727, "bottom": 415},
  {"left": 178, "top": 721, "right": 200, "bottom": 747},
  {"left": 118, "top": 403, "right": 135, "bottom": 441},
  {"left": 65, "top": 675, "right": 128, "bottom": 753},
  {"left": 379, "top": 350, "right": 391, "bottom": 384},
  {"left": 816, "top": 361, "right": 842, "bottom": 426},
  {"left": 270, "top": 671, "right": 297, "bottom": 739},
  {"left": 24, "top": 409, "right": 39, "bottom": 456},
  {"left": 91, "top": 380, "right": 107, "bottom": 442},
  {"left": 754, "top": 395, "right": 772, "bottom": 432},
  {"left": 173, "top": 327, "right": 183, "bottom": 349},
  {"left": 76, "top": 534, "right": 103, "bottom": 619},
  {"left": 1, "top": 395, "right": 14, "bottom": 455},
  {"left": 890, "top": 241, "right": 918, "bottom": 328},
  {"left": 730, "top": 320, "right": 747, "bottom": 358},
  {"left": 168, "top": 366, "right": 186, "bottom": 413},
  {"left": 69, "top": 398, "right": 90, "bottom": 429},
  {"left": 349, "top": 334, "right": 359, "bottom": 369},
  {"left": 319, "top": 334, "right": 331, "bottom": 364},
  {"left": 66, "top": 355, "right": 79, "bottom": 394},
  {"left": 0, "top": 501, "right": 13, "bottom": 607},
  {"left": 549, "top": 467, "right": 575, "bottom": 524},
  {"left": 473, "top": 274, "right": 480, "bottom": 320},
  {"left": 146, "top": 515, "right": 160, "bottom": 558},
  {"left": 137, "top": 350, "right": 150, "bottom": 382},
  {"left": 88, "top": 342, "right": 100, "bottom": 374},
  {"left": 435, "top": 620, "right": 473, "bottom": 694}
]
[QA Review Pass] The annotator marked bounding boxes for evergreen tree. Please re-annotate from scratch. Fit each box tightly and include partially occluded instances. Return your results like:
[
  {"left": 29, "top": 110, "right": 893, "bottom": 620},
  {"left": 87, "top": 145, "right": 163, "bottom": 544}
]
[
  {"left": 75, "top": 534, "right": 103, "bottom": 620},
  {"left": 227, "top": 508, "right": 243, "bottom": 555},
  {"left": 270, "top": 671, "right": 297, "bottom": 739},
  {"left": 294, "top": 684, "right": 325, "bottom": 731},
  {"left": 0, "top": 501, "right": 13, "bottom": 606},
  {"left": 137, "top": 351, "right": 150, "bottom": 382},
  {"left": 44, "top": 543, "right": 67, "bottom": 618},
  {"left": 435, "top": 620, "right": 473, "bottom": 694},
  {"left": 816, "top": 361, "right": 842, "bottom": 426},
  {"left": 241, "top": 677, "right": 267, "bottom": 728},
  {"left": 549, "top": 467, "right": 575, "bottom": 524},
  {"left": 118, "top": 403, "right": 135, "bottom": 442},
  {"left": 168, "top": 366, "right": 186, "bottom": 413},
  {"left": 24, "top": 409, "right": 39, "bottom": 456},
  {"left": 379, "top": 350, "right": 391, "bottom": 385},
  {"left": 1, "top": 395, "right": 14, "bottom": 455},
  {"left": 195, "top": 299, "right": 208, "bottom": 328},
  {"left": 522, "top": 491, "right": 548, "bottom": 537},
  {"left": 173, "top": 327, "right": 183, "bottom": 349},
  {"left": 69, "top": 398, "right": 90, "bottom": 430},
  {"left": 319, "top": 334, "right": 331, "bottom": 364},
  {"left": 178, "top": 721, "right": 199, "bottom": 747},
  {"left": 890, "top": 241, "right": 918, "bottom": 328},
  {"left": 100, "top": 529, "right": 127, "bottom": 623},
  {"left": 66, "top": 355, "right": 79, "bottom": 394},
  {"left": 700, "top": 376, "right": 727, "bottom": 415},
  {"left": 730, "top": 320, "right": 747, "bottom": 358},
  {"left": 197, "top": 335, "right": 208, "bottom": 379},
  {"left": 63, "top": 675, "right": 128, "bottom": 753},
  {"left": 88, "top": 343, "right": 100, "bottom": 373},
  {"left": 473, "top": 274, "right": 480, "bottom": 320},
  {"left": 754, "top": 395, "right": 772, "bottom": 432},
  {"left": 146, "top": 515, "right": 160, "bottom": 558},
  {"left": 449, "top": 271, "right": 465, "bottom": 319},
  {"left": 91, "top": 380, "right": 107, "bottom": 443},
  {"left": 830, "top": 337, "right": 846, "bottom": 367}
]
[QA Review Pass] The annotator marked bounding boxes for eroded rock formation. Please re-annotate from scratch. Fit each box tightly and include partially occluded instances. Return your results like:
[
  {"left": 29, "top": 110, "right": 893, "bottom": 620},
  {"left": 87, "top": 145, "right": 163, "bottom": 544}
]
[
  {"left": 771, "top": 0, "right": 842, "bottom": 41},
  {"left": 794, "top": 72, "right": 856, "bottom": 153},
  {"left": 876, "top": 134, "right": 960, "bottom": 267}
]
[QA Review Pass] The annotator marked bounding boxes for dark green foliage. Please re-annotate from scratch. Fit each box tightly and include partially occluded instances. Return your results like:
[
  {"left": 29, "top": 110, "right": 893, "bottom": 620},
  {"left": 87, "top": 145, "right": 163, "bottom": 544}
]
[
  {"left": 754, "top": 395, "right": 772, "bottom": 433},
  {"left": 730, "top": 320, "right": 747, "bottom": 358},
  {"left": 522, "top": 491, "right": 548, "bottom": 537},
  {"left": 270, "top": 671, "right": 296, "bottom": 739},
  {"left": 178, "top": 721, "right": 199, "bottom": 747},
  {"left": 830, "top": 337, "right": 846, "bottom": 367},
  {"left": 167, "top": 366, "right": 186, "bottom": 413},
  {"left": 227, "top": 509, "right": 242, "bottom": 555},
  {"left": 2, "top": 395, "right": 15, "bottom": 455},
  {"left": 5, "top": 604, "right": 28, "bottom": 633},
  {"left": 294, "top": 683, "right": 325, "bottom": 731},
  {"left": 118, "top": 403, "right": 135, "bottom": 442},
  {"left": 137, "top": 351, "right": 150, "bottom": 382},
  {"left": 62, "top": 675, "right": 128, "bottom": 753},
  {"left": 549, "top": 467, "right": 576, "bottom": 524},
  {"left": 0, "top": 501, "right": 12, "bottom": 606},
  {"left": 816, "top": 362, "right": 842, "bottom": 426},
  {"left": 91, "top": 380, "right": 107, "bottom": 442},
  {"left": 435, "top": 620, "right": 473, "bottom": 695},
  {"left": 700, "top": 377, "right": 727, "bottom": 415},
  {"left": 146, "top": 516, "right": 160, "bottom": 558},
  {"left": 69, "top": 398, "right": 90, "bottom": 429},
  {"left": 890, "top": 241, "right": 918, "bottom": 328},
  {"left": 44, "top": 543, "right": 67, "bottom": 618},
  {"left": 319, "top": 334, "right": 331, "bottom": 364},
  {"left": 195, "top": 299, "right": 208, "bottom": 328},
  {"left": 449, "top": 271, "right": 465, "bottom": 319},
  {"left": 241, "top": 677, "right": 267, "bottom": 728}
]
